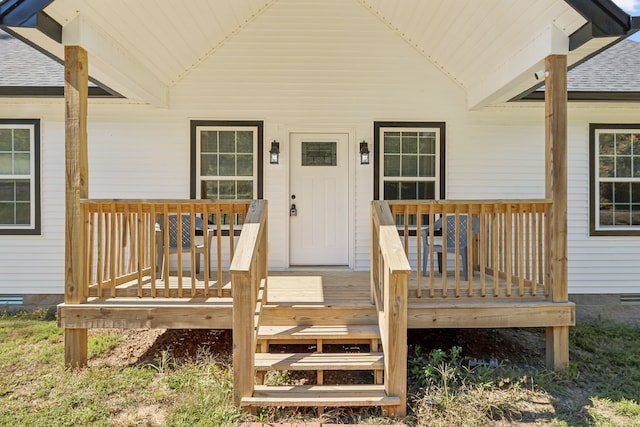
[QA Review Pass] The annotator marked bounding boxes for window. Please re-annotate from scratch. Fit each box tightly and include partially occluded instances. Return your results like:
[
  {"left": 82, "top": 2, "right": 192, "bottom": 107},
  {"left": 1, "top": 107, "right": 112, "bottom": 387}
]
[
  {"left": 0, "top": 119, "right": 40, "bottom": 235},
  {"left": 590, "top": 124, "right": 640, "bottom": 236},
  {"left": 190, "top": 120, "right": 263, "bottom": 223},
  {"left": 302, "top": 141, "right": 337, "bottom": 166},
  {"left": 374, "top": 122, "right": 445, "bottom": 201}
]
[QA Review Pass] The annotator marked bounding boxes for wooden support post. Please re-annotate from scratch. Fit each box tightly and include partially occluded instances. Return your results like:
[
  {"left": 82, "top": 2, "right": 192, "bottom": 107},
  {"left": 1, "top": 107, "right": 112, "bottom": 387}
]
[
  {"left": 383, "top": 272, "right": 408, "bottom": 416},
  {"left": 64, "top": 45, "right": 89, "bottom": 368},
  {"left": 546, "top": 325, "right": 569, "bottom": 369},
  {"left": 232, "top": 269, "right": 255, "bottom": 406},
  {"left": 544, "top": 54, "right": 569, "bottom": 370},
  {"left": 259, "top": 211, "right": 268, "bottom": 304}
]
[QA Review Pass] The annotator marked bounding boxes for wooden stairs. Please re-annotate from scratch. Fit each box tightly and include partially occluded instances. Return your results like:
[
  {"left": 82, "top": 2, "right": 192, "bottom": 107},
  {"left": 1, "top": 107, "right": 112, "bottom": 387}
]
[{"left": 240, "top": 304, "right": 401, "bottom": 411}]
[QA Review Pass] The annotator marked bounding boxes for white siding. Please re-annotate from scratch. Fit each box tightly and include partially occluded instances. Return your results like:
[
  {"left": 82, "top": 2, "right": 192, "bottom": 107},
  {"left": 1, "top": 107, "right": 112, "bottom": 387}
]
[
  {"left": 1, "top": 0, "right": 638, "bottom": 296},
  {"left": 0, "top": 101, "right": 189, "bottom": 295},
  {"left": 0, "top": 103, "right": 65, "bottom": 294},
  {"left": 169, "top": 0, "right": 469, "bottom": 270},
  {"left": 565, "top": 106, "right": 640, "bottom": 294}
]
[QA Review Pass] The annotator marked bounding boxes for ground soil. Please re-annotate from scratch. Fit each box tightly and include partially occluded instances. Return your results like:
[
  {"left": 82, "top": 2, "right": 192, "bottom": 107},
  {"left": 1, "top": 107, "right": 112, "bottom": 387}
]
[
  {"left": 85, "top": 327, "right": 550, "bottom": 424},
  {"left": 89, "top": 327, "right": 547, "bottom": 373}
]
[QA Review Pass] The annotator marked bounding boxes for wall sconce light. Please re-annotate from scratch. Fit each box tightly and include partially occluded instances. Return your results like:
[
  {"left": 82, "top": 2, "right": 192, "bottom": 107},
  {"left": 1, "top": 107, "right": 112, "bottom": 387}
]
[
  {"left": 534, "top": 70, "right": 549, "bottom": 81},
  {"left": 359, "top": 141, "right": 370, "bottom": 165},
  {"left": 269, "top": 140, "right": 280, "bottom": 164}
]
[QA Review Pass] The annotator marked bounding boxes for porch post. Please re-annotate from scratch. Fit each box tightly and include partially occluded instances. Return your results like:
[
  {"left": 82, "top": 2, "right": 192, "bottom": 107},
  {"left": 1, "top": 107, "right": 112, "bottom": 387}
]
[
  {"left": 544, "top": 54, "right": 569, "bottom": 370},
  {"left": 64, "top": 45, "right": 89, "bottom": 368}
]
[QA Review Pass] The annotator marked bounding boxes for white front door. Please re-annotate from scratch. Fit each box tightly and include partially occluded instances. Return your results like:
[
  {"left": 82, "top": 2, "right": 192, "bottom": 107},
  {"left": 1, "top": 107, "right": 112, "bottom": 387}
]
[{"left": 289, "top": 132, "right": 349, "bottom": 266}]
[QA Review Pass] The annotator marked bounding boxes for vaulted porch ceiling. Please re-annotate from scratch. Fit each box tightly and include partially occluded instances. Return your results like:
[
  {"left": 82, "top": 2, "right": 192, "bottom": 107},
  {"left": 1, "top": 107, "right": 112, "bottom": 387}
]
[{"left": 2, "top": 0, "right": 637, "bottom": 109}]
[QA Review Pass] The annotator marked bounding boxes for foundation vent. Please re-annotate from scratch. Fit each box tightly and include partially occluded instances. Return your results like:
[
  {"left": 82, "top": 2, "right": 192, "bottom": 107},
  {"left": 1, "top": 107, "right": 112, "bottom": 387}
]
[
  {"left": 0, "top": 295, "right": 23, "bottom": 305},
  {"left": 620, "top": 294, "right": 640, "bottom": 305}
]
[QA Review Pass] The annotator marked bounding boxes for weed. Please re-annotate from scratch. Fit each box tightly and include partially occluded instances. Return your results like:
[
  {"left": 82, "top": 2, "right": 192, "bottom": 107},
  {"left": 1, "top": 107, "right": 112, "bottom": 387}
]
[
  {"left": 147, "top": 349, "right": 176, "bottom": 374},
  {"left": 408, "top": 345, "right": 466, "bottom": 392},
  {"left": 265, "top": 369, "right": 292, "bottom": 385},
  {"left": 614, "top": 398, "right": 640, "bottom": 417}
]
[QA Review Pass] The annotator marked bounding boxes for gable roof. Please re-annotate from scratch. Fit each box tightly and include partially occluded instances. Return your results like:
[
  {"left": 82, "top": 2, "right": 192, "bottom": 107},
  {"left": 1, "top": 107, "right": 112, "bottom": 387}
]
[
  {"left": 1, "top": 0, "right": 638, "bottom": 108},
  {"left": 569, "top": 39, "right": 640, "bottom": 91},
  {"left": 0, "top": 27, "right": 115, "bottom": 97},
  {"left": 521, "top": 38, "right": 640, "bottom": 101}
]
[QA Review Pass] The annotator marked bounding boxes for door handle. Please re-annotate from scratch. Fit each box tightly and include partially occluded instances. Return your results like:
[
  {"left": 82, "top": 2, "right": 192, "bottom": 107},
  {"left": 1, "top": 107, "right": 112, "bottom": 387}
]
[{"left": 290, "top": 194, "right": 297, "bottom": 216}]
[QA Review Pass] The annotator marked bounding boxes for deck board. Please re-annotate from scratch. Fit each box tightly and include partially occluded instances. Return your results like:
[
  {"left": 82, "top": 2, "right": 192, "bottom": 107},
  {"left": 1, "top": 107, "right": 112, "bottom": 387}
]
[
  {"left": 268, "top": 272, "right": 371, "bottom": 305},
  {"left": 59, "top": 271, "right": 573, "bottom": 330},
  {"left": 85, "top": 270, "right": 547, "bottom": 304}
]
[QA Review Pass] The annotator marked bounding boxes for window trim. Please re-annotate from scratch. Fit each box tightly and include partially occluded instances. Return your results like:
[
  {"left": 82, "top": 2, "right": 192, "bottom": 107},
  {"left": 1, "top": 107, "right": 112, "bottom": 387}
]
[
  {"left": 190, "top": 120, "right": 263, "bottom": 200},
  {"left": 0, "top": 119, "right": 40, "bottom": 235},
  {"left": 589, "top": 123, "right": 640, "bottom": 236},
  {"left": 373, "top": 121, "right": 446, "bottom": 200}
]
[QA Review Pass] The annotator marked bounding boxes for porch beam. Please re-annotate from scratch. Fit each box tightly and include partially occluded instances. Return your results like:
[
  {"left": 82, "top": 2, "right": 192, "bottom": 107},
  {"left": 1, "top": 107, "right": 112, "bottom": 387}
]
[
  {"left": 544, "top": 54, "right": 569, "bottom": 370},
  {"left": 467, "top": 24, "right": 568, "bottom": 109},
  {"left": 62, "top": 14, "right": 168, "bottom": 107},
  {"left": 64, "top": 45, "right": 89, "bottom": 368}
]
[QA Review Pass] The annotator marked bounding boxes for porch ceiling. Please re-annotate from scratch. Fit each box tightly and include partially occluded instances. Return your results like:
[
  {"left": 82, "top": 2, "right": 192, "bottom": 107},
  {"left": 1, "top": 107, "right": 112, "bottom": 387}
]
[{"left": 1, "top": 0, "right": 634, "bottom": 108}]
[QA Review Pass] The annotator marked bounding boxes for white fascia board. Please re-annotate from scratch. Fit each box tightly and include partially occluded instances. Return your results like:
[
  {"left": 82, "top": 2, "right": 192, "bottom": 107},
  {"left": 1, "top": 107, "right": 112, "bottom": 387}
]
[
  {"left": 8, "top": 25, "right": 65, "bottom": 63},
  {"left": 466, "top": 24, "right": 569, "bottom": 110},
  {"left": 63, "top": 14, "right": 168, "bottom": 108}
]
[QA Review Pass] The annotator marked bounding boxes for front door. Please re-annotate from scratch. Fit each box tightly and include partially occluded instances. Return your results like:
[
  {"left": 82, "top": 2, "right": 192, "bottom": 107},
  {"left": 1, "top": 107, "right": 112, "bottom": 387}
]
[{"left": 289, "top": 132, "right": 349, "bottom": 266}]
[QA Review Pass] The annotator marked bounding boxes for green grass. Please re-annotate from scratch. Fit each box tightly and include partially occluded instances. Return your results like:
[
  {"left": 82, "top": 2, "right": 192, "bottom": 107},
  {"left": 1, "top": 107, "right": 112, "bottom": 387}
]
[
  {"left": 404, "top": 323, "right": 640, "bottom": 426},
  {"left": 0, "top": 312, "right": 638, "bottom": 426},
  {"left": 570, "top": 323, "right": 640, "bottom": 401}
]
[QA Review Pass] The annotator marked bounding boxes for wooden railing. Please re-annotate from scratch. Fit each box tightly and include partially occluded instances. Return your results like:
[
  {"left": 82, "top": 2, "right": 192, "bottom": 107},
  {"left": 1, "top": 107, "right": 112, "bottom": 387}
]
[
  {"left": 388, "top": 200, "right": 552, "bottom": 299},
  {"left": 231, "top": 200, "right": 268, "bottom": 407},
  {"left": 81, "top": 199, "right": 251, "bottom": 298},
  {"left": 371, "top": 201, "right": 411, "bottom": 416}
]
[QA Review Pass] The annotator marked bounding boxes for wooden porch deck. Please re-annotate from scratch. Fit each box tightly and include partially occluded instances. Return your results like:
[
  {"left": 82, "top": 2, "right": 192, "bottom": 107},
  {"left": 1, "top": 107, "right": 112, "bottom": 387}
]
[{"left": 58, "top": 271, "right": 574, "bottom": 330}]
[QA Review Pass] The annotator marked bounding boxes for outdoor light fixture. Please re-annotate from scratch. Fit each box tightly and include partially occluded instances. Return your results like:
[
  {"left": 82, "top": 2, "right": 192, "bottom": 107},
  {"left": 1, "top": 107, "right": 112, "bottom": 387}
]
[
  {"left": 269, "top": 140, "right": 280, "bottom": 164},
  {"left": 534, "top": 70, "right": 549, "bottom": 81},
  {"left": 359, "top": 141, "right": 370, "bottom": 165}
]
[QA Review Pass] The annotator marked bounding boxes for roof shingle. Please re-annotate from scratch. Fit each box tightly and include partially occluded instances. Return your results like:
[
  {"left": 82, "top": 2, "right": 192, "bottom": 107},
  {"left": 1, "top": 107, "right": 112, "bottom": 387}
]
[
  {"left": 0, "top": 29, "right": 65, "bottom": 87},
  {"left": 567, "top": 39, "right": 640, "bottom": 92}
]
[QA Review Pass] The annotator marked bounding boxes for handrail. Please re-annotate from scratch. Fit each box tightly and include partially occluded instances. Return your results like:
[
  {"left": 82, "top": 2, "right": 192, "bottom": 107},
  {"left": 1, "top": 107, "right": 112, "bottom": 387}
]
[
  {"left": 80, "top": 199, "right": 251, "bottom": 298},
  {"left": 230, "top": 200, "right": 268, "bottom": 407},
  {"left": 388, "top": 200, "right": 551, "bottom": 299},
  {"left": 371, "top": 200, "right": 410, "bottom": 416}
]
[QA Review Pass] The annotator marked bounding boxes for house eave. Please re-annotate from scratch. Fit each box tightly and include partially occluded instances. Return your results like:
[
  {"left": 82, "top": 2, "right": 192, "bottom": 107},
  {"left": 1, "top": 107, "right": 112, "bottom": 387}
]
[
  {"left": 0, "top": 0, "right": 60, "bottom": 42},
  {"left": 565, "top": 0, "right": 640, "bottom": 50},
  {"left": 518, "top": 91, "right": 640, "bottom": 102},
  {"left": 507, "top": 1, "right": 639, "bottom": 105},
  {"left": 1, "top": 26, "right": 124, "bottom": 99},
  {"left": 2, "top": 0, "right": 639, "bottom": 109},
  {"left": 0, "top": 86, "right": 120, "bottom": 98}
]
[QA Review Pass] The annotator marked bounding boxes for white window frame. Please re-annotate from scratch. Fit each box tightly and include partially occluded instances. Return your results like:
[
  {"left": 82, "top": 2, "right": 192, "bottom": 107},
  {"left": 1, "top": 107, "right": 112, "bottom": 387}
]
[
  {"left": 376, "top": 125, "right": 443, "bottom": 201},
  {"left": 0, "top": 120, "right": 40, "bottom": 235},
  {"left": 194, "top": 125, "right": 259, "bottom": 201},
  {"left": 590, "top": 124, "right": 640, "bottom": 236}
]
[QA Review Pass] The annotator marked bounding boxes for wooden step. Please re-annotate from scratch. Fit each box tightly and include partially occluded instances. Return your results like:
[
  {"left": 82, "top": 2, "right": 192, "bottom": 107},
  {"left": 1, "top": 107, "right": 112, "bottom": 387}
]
[
  {"left": 254, "top": 352, "right": 384, "bottom": 371},
  {"left": 260, "top": 305, "right": 378, "bottom": 326},
  {"left": 242, "top": 385, "right": 400, "bottom": 407},
  {"left": 257, "top": 324, "right": 380, "bottom": 342}
]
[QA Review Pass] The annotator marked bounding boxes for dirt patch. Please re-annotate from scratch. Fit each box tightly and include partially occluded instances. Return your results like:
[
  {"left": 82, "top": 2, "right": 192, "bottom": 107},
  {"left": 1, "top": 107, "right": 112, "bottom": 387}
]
[
  {"left": 408, "top": 328, "right": 546, "bottom": 369},
  {"left": 90, "top": 327, "right": 546, "bottom": 371},
  {"left": 89, "top": 329, "right": 233, "bottom": 367},
  {"left": 88, "top": 329, "right": 165, "bottom": 368}
]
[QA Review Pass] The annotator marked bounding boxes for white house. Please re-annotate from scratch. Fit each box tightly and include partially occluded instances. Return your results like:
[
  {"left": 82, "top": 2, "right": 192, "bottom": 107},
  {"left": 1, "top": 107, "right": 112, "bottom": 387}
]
[
  {"left": 0, "top": 0, "right": 638, "bottom": 321},
  {"left": 3, "top": 0, "right": 640, "bottom": 412}
]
